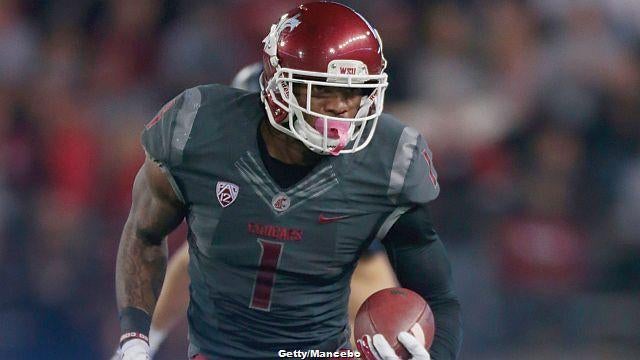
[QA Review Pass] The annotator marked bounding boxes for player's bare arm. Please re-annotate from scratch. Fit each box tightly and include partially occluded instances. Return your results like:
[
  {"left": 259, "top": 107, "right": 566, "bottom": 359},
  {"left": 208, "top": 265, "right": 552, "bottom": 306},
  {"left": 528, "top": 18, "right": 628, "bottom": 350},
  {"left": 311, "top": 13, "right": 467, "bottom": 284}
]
[{"left": 115, "top": 157, "right": 186, "bottom": 357}]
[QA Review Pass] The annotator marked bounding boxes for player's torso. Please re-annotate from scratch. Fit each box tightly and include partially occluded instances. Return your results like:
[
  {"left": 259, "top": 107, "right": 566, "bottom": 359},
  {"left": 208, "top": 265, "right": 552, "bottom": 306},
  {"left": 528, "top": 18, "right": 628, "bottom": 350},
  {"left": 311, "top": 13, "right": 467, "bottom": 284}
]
[
  {"left": 167, "top": 85, "right": 404, "bottom": 357},
  {"left": 188, "top": 140, "right": 390, "bottom": 300}
]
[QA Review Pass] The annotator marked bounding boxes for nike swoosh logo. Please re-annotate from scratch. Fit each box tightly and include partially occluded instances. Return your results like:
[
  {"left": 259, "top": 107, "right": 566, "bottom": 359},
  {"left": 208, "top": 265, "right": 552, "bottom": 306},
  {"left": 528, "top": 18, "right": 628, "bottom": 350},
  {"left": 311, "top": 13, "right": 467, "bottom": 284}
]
[{"left": 318, "top": 213, "right": 352, "bottom": 224}]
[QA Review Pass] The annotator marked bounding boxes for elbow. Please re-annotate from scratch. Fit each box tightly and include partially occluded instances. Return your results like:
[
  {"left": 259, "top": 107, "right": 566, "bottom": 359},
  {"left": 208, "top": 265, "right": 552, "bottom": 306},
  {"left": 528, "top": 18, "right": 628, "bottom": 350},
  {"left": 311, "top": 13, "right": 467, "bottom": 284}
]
[
  {"left": 429, "top": 291, "right": 462, "bottom": 317},
  {"left": 135, "top": 227, "right": 165, "bottom": 246}
]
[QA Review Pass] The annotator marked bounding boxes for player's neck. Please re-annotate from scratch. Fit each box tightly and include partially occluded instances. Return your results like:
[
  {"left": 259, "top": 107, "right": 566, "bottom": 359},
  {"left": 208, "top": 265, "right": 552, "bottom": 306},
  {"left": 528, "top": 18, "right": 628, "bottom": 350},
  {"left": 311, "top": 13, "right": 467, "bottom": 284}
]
[{"left": 259, "top": 121, "right": 322, "bottom": 166}]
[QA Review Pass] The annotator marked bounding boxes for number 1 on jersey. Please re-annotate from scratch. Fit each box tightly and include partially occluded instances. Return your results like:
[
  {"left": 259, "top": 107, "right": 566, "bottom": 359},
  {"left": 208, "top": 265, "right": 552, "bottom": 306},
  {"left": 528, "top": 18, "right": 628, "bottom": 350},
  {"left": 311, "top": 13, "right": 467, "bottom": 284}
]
[{"left": 250, "top": 239, "right": 284, "bottom": 311}]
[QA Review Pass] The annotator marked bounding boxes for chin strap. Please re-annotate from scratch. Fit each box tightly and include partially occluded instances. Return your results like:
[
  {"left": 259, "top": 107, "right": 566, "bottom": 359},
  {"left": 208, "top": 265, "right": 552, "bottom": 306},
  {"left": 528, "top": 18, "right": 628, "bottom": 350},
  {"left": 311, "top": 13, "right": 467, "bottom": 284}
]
[{"left": 355, "top": 88, "right": 379, "bottom": 119}]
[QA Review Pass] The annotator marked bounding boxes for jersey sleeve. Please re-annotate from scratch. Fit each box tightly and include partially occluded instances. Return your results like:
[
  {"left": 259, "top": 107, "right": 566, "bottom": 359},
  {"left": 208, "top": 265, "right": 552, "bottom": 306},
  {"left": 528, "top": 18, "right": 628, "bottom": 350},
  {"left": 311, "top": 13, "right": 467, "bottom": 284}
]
[
  {"left": 388, "top": 126, "right": 440, "bottom": 206},
  {"left": 141, "top": 87, "right": 202, "bottom": 168}
]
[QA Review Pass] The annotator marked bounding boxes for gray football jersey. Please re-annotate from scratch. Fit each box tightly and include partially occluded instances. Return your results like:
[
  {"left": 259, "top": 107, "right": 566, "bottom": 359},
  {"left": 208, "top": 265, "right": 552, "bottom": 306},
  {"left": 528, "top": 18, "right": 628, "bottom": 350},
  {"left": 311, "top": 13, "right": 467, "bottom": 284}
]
[{"left": 141, "top": 84, "right": 439, "bottom": 359}]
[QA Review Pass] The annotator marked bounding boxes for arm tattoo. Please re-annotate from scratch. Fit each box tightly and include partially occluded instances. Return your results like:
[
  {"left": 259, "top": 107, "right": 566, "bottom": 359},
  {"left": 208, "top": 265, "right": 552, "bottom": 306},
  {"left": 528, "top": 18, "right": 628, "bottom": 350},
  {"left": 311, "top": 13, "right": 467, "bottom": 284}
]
[
  {"left": 115, "top": 160, "right": 185, "bottom": 315},
  {"left": 116, "top": 223, "right": 168, "bottom": 313}
]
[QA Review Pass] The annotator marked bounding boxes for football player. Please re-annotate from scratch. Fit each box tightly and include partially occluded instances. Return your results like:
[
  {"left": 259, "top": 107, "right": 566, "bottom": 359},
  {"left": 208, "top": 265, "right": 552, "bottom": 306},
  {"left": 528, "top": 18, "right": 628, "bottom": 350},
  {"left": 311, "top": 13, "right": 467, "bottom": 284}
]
[
  {"left": 115, "top": 2, "right": 462, "bottom": 359},
  {"left": 112, "top": 62, "right": 398, "bottom": 359}
]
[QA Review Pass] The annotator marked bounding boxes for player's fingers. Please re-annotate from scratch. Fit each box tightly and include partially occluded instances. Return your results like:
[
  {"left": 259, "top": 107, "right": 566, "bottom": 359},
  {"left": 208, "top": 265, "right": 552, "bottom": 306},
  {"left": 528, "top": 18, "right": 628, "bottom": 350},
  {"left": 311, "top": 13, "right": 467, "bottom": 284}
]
[
  {"left": 372, "top": 334, "right": 401, "bottom": 360},
  {"left": 356, "top": 335, "right": 380, "bottom": 360},
  {"left": 398, "top": 332, "right": 430, "bottom": 360}
]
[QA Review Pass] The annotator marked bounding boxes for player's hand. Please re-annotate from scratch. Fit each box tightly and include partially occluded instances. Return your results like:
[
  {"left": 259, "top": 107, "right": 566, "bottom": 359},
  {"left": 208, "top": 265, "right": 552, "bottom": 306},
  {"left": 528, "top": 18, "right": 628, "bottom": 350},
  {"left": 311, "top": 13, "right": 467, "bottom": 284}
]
[
  {"left": 356, "top": 332, "right": 430, "bottom": 360},
  {"left": 119, "top": 338, "right": 151, "bottom": 360}
]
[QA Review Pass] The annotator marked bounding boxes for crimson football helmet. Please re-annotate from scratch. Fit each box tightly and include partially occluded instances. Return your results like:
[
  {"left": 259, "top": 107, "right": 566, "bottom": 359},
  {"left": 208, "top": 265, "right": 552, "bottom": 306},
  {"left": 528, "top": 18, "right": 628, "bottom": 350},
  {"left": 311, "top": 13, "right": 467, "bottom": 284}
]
[{"left": 260, "top": 2, "right": 388, "bottom": 155}]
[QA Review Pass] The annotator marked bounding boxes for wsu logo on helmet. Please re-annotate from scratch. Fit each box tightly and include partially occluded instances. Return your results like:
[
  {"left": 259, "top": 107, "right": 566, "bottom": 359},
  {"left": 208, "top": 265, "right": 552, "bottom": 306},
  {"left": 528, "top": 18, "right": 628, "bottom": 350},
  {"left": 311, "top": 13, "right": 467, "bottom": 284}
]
[
  {"left": 216, "top": 181, "right": 239, "bottom": 208},
  {"left": 263, "top": 13, "right": 301, "bottom": 57},
  {"left": 280, "top": 13, "right": 301, "bottom": 33}
]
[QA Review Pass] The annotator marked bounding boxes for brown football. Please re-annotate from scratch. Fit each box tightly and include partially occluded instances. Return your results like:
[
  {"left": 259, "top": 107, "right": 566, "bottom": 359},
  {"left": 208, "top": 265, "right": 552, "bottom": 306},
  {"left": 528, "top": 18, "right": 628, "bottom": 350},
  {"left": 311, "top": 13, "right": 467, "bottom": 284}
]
[{"left": 354, "top": 287, "right": 435, "bottom": 359}]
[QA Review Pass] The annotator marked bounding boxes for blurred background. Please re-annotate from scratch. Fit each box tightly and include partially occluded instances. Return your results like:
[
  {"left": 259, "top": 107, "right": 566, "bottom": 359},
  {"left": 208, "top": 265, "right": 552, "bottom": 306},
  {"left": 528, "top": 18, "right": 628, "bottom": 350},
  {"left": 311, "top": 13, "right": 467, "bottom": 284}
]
[{"left": 1, "top": 0, "right": 639, "bottom": 359}]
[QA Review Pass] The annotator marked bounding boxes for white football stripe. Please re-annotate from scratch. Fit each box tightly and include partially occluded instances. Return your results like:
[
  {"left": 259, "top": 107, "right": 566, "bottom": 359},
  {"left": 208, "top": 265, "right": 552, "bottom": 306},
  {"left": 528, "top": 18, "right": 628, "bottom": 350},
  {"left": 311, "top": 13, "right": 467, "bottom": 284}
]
[{"left": 410, "top": 323, "right": 426, "bottom": 348}]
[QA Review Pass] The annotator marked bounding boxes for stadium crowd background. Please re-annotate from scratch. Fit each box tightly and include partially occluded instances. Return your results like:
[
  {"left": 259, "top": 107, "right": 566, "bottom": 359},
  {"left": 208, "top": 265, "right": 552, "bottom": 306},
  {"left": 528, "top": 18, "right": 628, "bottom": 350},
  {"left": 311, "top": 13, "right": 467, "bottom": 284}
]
[{"left": 1, "top": 0, "right": 639, "bottom": 359}]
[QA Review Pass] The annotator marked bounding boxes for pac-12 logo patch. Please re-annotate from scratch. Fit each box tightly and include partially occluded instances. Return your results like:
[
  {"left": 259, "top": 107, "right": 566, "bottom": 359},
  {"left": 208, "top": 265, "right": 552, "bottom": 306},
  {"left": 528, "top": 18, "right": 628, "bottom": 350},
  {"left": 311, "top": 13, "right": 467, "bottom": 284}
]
[
  {"left": 271, "top": 193, "right": 290, "bottom": 212},
  {"left": 216, "top": 181, "right": 239, "bottom": 208}
]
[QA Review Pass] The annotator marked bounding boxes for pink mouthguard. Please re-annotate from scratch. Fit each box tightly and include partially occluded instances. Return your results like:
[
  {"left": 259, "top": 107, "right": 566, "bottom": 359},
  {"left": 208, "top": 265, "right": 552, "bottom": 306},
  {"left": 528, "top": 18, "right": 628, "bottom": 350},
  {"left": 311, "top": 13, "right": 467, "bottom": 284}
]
[{"left": 313, "top": 118, "right": 351, "bottom": 155}]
